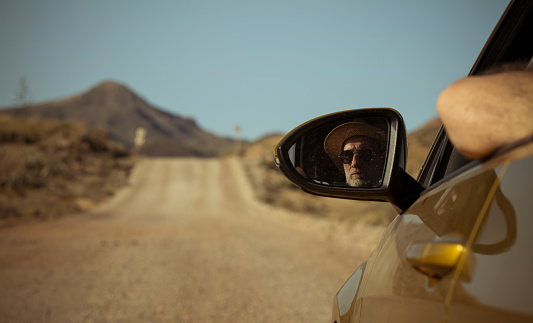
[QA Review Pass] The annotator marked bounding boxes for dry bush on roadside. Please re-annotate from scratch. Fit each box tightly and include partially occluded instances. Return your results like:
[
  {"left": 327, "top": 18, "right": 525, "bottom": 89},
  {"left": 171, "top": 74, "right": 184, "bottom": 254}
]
[{"left": 0, "top": 115, "right": 134, "bottom": 225}]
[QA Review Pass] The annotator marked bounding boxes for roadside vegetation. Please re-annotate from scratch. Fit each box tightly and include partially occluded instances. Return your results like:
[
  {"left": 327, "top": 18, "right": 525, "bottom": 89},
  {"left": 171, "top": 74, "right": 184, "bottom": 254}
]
[{"left": 0, "top": 115, "right": 134, "bottom": 226}]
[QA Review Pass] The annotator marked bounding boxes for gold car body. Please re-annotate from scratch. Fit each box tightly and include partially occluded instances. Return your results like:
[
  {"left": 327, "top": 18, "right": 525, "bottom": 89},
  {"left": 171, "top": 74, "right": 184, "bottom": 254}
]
[{"left": 333, "top": 143, "right": 533, "bottom": 323}]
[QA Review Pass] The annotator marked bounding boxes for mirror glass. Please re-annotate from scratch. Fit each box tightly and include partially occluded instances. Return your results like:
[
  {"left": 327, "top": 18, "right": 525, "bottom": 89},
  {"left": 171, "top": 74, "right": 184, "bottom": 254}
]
[{"left": 287, "top": 117, "right": 389, "bottom": 188}]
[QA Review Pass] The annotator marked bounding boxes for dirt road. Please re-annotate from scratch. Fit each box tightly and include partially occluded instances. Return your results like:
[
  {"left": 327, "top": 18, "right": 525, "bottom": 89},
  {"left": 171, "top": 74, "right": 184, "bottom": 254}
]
[{"left": 0, "top": 157, "right": 384, "bottom": 322}]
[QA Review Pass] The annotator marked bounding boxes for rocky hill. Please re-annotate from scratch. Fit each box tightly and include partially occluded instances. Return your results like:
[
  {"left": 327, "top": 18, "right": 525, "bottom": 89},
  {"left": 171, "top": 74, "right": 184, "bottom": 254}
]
[{"left": 0, "top": 81, "right": 237, "bottom": 157}]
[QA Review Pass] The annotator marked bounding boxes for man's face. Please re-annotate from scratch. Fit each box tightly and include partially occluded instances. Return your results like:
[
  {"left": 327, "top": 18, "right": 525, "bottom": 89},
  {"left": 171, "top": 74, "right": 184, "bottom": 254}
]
[{"left": 341, "top": 135, "right": 383, "bottom": 187}]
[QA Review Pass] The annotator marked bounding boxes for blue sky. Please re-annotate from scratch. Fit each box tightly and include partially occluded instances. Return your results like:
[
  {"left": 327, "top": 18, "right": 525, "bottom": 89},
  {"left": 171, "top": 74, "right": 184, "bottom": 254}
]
[{"left": 0, "top": 0, "right": 510, "bottom": 141}]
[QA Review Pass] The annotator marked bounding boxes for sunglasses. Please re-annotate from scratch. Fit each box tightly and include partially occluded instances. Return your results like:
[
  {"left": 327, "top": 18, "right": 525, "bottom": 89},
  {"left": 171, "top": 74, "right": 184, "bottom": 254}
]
[{"left": 339, "top": 148, "right": 374, "bottom": 164}]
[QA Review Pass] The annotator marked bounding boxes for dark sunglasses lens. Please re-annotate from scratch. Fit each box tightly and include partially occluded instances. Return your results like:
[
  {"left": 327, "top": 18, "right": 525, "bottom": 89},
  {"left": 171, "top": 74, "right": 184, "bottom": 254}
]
[
  {"left": 340, "top": 150, "right": 354, "bottom": 164},
  {"left": 339, "top": 149, "right": 373, "bottom": 164},
  {"left": 359, "top": 149, "right": 373, "bottom": 162}
]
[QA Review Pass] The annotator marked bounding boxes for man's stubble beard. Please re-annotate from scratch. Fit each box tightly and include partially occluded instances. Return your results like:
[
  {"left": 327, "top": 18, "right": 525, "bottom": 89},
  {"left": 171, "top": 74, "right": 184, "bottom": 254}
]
[{"left": 345, "top": 169, "right": 370, "bottom": 187}]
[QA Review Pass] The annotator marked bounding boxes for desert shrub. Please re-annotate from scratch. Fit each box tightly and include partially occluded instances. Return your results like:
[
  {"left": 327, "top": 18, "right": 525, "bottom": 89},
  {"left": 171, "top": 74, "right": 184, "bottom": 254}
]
[{"left": 0, "top": 115, "right": 134, "bottom": 222}]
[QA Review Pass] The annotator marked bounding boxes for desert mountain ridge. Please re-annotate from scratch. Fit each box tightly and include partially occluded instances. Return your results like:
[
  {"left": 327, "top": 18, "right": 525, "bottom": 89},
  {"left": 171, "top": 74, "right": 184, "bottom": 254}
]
[{"left": 0, "top": 80, "right": 239, "bottom": 157}]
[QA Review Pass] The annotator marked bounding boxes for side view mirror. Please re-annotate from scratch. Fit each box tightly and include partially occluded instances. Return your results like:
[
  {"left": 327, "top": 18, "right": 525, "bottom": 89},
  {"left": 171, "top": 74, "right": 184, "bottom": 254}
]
[{"left": 274, "top": 108, "right": 422, "bottom": 212}]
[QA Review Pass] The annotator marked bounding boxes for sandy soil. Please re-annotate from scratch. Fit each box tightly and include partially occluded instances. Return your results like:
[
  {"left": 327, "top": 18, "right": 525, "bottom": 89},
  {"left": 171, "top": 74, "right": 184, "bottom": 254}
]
[{"left": 0, "top": 156, "right": 385, "bottom": 322}]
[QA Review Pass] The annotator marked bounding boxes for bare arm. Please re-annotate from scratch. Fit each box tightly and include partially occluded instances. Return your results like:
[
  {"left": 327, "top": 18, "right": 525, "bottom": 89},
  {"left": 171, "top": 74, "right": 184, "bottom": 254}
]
[{"left": 436, "top": 71, "right": 533, "bottom": 159}]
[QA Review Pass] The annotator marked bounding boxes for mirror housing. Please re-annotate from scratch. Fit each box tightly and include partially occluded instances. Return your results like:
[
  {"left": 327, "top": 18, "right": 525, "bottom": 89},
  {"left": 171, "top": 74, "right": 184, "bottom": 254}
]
[{"left": 274, "top": 108, "right": 422, "bottom": 212}]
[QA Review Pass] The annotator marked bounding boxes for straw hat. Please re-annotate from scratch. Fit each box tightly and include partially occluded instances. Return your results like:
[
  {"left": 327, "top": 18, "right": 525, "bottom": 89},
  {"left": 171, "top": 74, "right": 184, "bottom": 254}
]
[{"left": 324, "top": 122, "right": 387, "bottom": 170}]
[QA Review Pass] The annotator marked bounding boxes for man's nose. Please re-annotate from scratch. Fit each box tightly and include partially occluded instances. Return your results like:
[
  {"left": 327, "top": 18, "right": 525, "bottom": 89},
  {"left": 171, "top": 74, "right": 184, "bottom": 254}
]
[{"left": 350, "top": 153, "right": 359, "bottom": 167}]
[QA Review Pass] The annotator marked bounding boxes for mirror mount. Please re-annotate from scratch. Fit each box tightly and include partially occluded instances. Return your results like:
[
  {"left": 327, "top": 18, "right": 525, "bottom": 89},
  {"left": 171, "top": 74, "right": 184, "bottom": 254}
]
[
  {"left": 390, "top": 168, "right": 424, "bottom": 212},
  {"left": 275, "top": 108, "right": 423, "bottom": 213}
]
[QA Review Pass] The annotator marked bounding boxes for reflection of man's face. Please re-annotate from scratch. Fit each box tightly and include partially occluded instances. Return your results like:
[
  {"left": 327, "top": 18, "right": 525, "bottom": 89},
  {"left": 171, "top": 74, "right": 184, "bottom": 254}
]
[{"left": 341, "top": 135, "right": 383, "bottom": 187}]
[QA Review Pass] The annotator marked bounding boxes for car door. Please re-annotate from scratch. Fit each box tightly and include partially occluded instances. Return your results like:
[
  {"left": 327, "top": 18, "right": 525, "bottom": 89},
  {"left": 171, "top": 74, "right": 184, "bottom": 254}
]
[
  {"left": 446, "top": 143, "right": 533, "bottom": 322},
  {"left": 356, "top": 141, "right": 533, "bottom": 323},
  {"left": 356, "top": 155, "right": 500, "bottom": 322}
]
